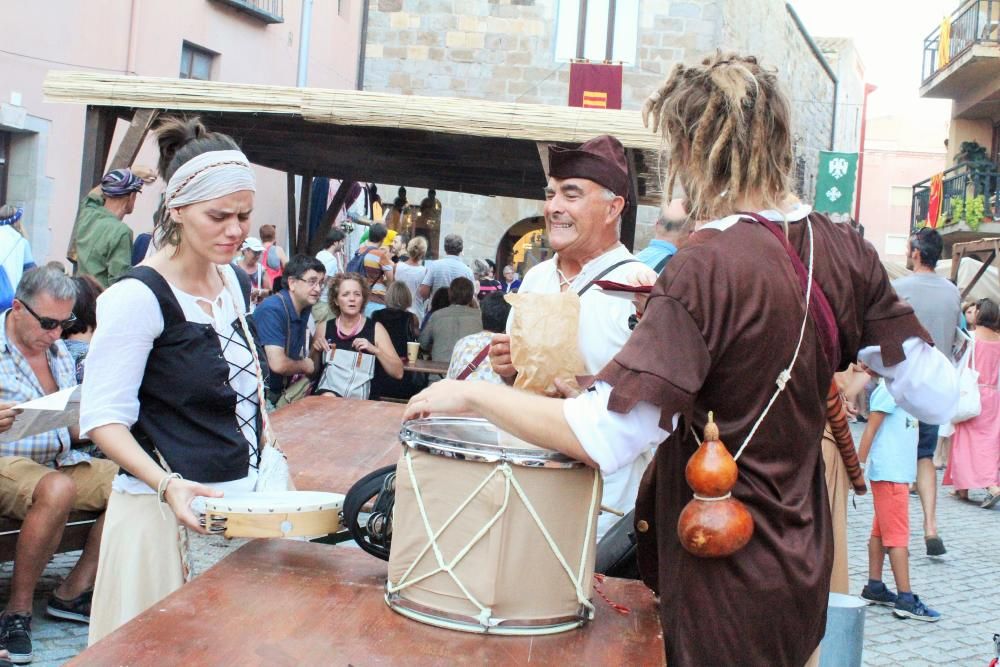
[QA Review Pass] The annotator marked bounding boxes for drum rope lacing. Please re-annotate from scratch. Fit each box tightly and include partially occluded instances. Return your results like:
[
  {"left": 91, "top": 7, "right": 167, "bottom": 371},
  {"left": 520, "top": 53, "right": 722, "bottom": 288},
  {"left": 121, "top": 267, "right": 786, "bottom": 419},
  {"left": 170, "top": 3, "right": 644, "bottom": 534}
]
[{"left": 387, "top": 449, "right": 601, "bottom": 630}]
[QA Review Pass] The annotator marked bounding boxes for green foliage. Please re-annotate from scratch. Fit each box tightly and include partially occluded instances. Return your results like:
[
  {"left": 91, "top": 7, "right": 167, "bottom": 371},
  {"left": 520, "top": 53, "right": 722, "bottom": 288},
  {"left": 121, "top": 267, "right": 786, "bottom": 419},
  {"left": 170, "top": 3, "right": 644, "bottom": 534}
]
[
  {"left": 946, "top": 196, "right": 964, "bottom": 226},
  {"left": 956, "top": 141, "right": 990, "bottom": 165},
  {"left": 966, "top": 194, "right": 985, "bottom": 230}
]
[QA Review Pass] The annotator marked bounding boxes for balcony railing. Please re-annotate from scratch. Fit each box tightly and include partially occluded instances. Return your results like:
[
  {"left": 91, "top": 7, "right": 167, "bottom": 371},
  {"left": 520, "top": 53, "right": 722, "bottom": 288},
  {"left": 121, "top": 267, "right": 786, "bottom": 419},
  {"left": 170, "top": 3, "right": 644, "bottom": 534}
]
[
  {"left": 911, "top": 162, "right": 1000, "bottom": 234},
  {"left": 922, "top": 0, "right": 1000, "bottom": 82},
  {"left": 209, "top": 0, "right": 283, "bottom": 23}
]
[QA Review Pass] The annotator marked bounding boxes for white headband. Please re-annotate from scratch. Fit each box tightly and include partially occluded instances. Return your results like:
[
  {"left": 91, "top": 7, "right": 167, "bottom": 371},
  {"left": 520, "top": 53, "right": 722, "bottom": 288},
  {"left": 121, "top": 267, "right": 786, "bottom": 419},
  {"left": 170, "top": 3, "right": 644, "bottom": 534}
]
[{"left": 165, "top": 149, "right": 256, "bottom": 208}]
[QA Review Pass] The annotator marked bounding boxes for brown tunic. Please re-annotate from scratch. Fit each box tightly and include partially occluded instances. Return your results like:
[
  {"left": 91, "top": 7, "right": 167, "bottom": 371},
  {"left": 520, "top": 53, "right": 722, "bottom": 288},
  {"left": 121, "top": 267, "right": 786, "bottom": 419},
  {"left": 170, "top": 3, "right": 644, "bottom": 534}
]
[{"left": 596, "top": 213, "right": 930, "bottom": 667}]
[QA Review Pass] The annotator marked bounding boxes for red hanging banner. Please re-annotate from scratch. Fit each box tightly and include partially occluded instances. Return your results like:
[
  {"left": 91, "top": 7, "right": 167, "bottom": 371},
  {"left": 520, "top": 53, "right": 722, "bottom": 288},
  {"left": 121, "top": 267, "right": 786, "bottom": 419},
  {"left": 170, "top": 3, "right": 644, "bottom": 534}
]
[{"left": 568, "top": 62, "right": 623, "bottom": 110}]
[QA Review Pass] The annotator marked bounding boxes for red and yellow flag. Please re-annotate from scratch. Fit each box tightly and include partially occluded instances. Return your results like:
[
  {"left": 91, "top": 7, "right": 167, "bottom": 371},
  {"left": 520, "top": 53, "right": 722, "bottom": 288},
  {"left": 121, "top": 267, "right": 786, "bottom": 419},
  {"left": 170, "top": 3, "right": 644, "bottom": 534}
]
[
  {"left": 928, "top": 173, "right": 944, "bottom": 228},
  {"left": 568, "top": 62, "right": 623, "bottom": 110}
]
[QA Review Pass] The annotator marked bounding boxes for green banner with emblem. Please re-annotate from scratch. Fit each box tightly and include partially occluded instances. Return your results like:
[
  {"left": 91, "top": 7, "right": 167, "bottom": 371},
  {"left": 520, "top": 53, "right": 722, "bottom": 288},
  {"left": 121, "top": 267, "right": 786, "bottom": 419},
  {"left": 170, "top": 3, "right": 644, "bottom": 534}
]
[{"left": 814, "top": 151, "right": 858, "bottom": 215}]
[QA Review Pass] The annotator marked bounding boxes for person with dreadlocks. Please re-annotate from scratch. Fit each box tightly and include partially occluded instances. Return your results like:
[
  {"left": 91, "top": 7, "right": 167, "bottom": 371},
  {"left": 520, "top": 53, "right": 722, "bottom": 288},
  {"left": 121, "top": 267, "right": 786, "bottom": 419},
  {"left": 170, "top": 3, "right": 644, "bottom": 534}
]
[{"left": 403, "top": 52, "right": 957, "bottom": 665}]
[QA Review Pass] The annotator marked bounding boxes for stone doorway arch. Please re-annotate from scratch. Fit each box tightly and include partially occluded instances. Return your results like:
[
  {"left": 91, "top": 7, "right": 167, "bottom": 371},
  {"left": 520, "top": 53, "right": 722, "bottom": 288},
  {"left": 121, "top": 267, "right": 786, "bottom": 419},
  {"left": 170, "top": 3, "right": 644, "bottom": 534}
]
[{"left": 495, "top": 215, "right": 550, "bottom": 277}]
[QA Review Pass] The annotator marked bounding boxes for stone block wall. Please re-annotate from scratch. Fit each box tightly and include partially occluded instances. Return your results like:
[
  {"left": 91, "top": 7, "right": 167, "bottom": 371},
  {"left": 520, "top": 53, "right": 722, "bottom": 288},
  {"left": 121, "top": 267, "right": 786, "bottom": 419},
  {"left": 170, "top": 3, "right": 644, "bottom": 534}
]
[{"left": 365, "top": 0, "right": 834, "bottom": 261}]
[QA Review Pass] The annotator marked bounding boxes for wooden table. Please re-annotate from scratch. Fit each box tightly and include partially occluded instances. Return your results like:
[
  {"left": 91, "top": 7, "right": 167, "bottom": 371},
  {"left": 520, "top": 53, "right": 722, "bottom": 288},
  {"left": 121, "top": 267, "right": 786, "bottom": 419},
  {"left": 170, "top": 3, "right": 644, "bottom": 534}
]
[
  {"left": 403, "top": 358, "right": 450, "bottom": 375},
  {"left": 71, "top": 540, "right": 665, "bottom": 666},
  {"left": 270, "top": 395, "right": 405, "bottom": 493}
]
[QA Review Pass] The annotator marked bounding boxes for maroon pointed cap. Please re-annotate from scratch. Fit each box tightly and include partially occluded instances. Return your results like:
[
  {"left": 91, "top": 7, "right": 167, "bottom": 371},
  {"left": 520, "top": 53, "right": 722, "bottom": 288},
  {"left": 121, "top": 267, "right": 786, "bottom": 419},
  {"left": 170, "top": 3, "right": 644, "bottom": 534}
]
[{"left": 548, "top": 134, "right": 629, "bottom": 202}]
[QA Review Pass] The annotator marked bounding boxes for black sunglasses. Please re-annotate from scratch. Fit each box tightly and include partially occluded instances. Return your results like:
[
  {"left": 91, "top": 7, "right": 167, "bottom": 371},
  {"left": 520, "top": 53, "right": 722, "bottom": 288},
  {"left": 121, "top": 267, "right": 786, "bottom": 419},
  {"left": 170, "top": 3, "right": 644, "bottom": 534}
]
[{"left": 17, "top": 299, "right": 78, "bottom": 331}]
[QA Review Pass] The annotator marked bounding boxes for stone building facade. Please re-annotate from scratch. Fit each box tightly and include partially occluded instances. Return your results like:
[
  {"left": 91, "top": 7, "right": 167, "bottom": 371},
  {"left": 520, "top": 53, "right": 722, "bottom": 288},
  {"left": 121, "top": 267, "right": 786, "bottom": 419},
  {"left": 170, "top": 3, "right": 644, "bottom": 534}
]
[{"left": 364, "top": 0, "right": 837, "bottom": 263}]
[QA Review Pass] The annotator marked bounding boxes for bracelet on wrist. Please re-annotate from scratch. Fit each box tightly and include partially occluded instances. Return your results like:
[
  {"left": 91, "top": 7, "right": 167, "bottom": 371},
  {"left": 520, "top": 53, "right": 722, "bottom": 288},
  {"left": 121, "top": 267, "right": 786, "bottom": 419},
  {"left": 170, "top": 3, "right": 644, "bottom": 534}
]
[{"left": 157, "top": 472, "right": 182, "bottom": 503}]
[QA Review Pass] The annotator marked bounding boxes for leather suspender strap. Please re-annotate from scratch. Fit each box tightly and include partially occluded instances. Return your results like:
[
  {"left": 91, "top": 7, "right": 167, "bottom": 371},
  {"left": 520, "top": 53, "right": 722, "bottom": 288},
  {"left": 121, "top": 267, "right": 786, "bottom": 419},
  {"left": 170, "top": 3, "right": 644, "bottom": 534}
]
[
  {"left": 577, "top": 259, "right": 641, "bottom": 297},
  {"left": 456, "top": 343, "right": 492, "bottom": 381}
]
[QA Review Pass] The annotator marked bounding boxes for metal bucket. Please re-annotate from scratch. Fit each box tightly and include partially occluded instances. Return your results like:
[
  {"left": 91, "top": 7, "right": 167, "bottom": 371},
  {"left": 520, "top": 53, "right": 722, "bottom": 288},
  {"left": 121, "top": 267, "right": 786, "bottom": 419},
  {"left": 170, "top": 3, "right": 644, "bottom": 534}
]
[{"left": 819, "top": 592, "right": 867, "bottom": 667}]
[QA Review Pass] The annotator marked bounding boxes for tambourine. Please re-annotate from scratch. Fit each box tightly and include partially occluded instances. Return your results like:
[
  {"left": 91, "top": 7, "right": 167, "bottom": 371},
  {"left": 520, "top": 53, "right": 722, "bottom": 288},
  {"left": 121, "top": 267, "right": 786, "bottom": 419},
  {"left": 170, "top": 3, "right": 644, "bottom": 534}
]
[{"left": 198, "top": 491, "right": 344, "bottom": 539}]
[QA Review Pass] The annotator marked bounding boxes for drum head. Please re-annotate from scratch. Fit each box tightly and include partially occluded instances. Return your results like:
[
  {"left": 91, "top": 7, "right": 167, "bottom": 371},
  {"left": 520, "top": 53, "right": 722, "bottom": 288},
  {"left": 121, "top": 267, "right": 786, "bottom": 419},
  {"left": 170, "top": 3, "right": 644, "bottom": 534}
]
[
  {"left": 201, "top": 491, "right": 344, "bottom": 514},
  {"left": 400, "top": 417, "right": 584, "bottom": 468}
]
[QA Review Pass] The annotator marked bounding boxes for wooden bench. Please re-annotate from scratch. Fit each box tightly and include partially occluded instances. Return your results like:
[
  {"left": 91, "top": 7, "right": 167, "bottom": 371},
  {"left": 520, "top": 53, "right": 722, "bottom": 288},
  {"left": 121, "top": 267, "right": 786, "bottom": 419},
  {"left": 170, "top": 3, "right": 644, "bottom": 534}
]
[{"left": 0, "top": 511, "right": 100, "bottom": 562}]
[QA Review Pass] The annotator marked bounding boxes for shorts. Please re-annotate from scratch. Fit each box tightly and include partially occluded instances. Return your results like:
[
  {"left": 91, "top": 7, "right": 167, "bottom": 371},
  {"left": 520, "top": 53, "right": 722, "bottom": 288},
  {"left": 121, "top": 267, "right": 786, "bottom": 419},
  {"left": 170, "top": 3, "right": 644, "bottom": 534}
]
[
  {"left": 870, "top": 480, "right": 910, "bottom": 548},
  {"left": 0, "top": 456, "right": 119, "bottom": 520},
  {"left": 916, "top": 422, "right": 939, "bottom": 459}
]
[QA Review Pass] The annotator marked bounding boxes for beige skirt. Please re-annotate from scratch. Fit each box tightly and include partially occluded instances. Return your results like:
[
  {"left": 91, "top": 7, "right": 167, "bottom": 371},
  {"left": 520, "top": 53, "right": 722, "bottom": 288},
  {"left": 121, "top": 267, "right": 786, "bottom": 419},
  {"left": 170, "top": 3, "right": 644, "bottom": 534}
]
[{"left": 88, "top": 490, "right": 186, "bottom": 645}]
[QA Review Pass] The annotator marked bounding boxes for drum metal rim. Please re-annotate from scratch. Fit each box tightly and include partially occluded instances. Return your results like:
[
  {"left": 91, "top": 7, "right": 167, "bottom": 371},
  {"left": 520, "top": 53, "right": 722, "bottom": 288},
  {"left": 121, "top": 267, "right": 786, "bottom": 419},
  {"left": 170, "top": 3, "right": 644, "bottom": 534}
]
[
  {"left": 384, "top": 591, "right": 590, "bottom": 635},
  {"left": 399, "top": 417, "right": 584, "bottom": 469}
]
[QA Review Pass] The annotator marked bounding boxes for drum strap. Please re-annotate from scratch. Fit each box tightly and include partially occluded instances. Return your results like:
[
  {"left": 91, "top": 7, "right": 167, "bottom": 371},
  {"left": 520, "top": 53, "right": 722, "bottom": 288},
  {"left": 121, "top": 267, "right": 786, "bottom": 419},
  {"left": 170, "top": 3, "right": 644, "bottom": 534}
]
[
  {"left": 455, "top": 344, "right": 491, "bottom": 381},
  {"left": 387, "top": 450, "right": 601, "bottom": 630}
]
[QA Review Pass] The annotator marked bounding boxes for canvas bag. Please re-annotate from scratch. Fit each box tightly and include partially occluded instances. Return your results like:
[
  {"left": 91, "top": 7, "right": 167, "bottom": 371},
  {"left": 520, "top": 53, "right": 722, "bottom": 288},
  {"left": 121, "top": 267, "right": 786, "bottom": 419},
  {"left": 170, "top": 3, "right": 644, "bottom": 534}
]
[
  {"left": 952, "top": 330, "right": 981, "bottom": 424},
  {"left": 317, "top": 348, "right": 376, "bottom": 399}
]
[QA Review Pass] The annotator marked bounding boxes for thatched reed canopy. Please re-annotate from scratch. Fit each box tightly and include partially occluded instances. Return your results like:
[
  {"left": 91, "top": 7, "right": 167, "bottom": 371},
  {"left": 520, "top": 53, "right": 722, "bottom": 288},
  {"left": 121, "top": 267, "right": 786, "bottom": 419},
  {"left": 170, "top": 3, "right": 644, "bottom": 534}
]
[{"left": 44, "top": 71, "right": 666, "bottom": 207}]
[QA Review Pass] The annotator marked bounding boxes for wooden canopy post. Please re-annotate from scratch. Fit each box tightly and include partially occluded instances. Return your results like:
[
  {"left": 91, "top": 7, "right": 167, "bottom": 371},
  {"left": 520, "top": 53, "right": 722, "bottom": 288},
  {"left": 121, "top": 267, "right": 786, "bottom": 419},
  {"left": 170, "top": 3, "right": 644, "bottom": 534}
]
[
  {"left": 621, "top": 148, "right": 639, "bottom": 252},
  {"left": 296, "top": 172, "right": 314, "bottom": 255},
  {"left": 68, "top": 106, "right": 117, "bottom": 263},
  {"left": 286, "top": 172, "right": 298, "bottom": 253}
]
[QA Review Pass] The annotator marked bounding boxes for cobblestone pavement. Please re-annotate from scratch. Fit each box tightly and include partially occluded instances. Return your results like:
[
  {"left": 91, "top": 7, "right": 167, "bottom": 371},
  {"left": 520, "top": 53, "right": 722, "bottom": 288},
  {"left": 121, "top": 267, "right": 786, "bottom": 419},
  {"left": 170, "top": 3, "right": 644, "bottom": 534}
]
[
  {"left": 4, "top": 427, "right": 999, "bottom": 665},
  {"left": 848, "top": 425, "right": 1000, "bottom": 666}
]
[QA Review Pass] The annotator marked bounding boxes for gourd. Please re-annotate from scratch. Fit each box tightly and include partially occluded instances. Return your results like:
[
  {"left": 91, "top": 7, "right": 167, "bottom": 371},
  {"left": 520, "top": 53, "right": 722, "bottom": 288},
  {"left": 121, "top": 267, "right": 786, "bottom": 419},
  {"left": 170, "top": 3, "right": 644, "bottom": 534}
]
[{"left": 677, "top": 413, "right": 754, "bottom": 558}]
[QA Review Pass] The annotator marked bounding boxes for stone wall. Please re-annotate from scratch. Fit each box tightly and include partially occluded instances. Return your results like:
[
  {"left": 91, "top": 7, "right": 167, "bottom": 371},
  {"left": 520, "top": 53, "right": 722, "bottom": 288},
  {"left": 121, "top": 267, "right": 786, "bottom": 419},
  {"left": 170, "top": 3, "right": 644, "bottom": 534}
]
[{"left": 365, "top": 0, "right": 835, "bottom": 261}]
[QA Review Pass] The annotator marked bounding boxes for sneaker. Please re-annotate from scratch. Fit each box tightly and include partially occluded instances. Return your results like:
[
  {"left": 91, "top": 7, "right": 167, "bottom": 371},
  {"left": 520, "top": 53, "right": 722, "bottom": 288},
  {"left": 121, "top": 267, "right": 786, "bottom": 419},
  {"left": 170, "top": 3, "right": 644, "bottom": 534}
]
[
  {"left": 860, "top": 583, "right": 898, "bottom": 607},
  {"left": 45, "top": 589, "right": 91, "bottom": 624},
  {"left": 0, "top": 613, "right": 32, "bottom": 664},
  {"left": 925, "top": 535, "right": 947, "bottom": 556},
  {"left": 893, "top": 594, "right": 941, "bottom": 622}
]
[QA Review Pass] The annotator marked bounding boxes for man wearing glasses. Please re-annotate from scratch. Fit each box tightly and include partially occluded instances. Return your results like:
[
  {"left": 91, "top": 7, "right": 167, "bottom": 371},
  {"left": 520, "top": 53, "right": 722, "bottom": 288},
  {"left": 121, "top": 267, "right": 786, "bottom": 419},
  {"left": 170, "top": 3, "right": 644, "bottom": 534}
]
[
  {"left": 0, "top": 266, "right": 117, "bottom": 663},
  {"left": 252, "top": 254, "right": 326, "bottom": 409}
]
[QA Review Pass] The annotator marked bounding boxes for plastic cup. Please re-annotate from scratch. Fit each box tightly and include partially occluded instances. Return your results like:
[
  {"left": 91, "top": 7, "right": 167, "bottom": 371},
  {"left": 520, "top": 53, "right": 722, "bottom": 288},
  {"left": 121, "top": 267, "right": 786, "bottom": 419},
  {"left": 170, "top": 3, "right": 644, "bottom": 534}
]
[{"left": 407, "top": 341, "right": 420, "bottom": 364}]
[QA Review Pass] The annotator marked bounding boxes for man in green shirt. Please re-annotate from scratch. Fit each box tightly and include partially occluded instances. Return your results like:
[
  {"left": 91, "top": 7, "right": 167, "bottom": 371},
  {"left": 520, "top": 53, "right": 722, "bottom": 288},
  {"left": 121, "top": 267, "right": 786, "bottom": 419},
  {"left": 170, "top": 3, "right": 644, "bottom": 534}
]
[{"left": 74, "top": 169, "right": 143, "bottom": 287}]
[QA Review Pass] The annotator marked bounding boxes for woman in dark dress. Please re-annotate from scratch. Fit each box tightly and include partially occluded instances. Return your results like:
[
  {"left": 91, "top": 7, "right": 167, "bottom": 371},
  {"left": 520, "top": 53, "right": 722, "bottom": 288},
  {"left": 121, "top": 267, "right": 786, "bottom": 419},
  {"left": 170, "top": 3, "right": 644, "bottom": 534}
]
[{"left": 372, "top": 281, "right": 420, "bottom": 399}]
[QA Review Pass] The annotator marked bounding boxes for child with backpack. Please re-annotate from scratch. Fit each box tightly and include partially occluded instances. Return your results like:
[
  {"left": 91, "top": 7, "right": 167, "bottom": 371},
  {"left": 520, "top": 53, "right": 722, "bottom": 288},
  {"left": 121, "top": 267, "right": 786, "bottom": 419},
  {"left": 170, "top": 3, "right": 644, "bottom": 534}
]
[{"left": 858, "top": 378, "right": 942, "bottom": 622}]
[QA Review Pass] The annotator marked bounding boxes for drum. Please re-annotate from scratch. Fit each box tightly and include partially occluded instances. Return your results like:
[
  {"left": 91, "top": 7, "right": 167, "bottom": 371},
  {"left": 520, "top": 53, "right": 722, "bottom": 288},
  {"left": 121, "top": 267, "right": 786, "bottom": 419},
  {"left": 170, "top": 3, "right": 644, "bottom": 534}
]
[
  {"left": 199, "top": 491, "right": 344, "bottom": 539},
  {"left": 387, "top": 417, "right": 603, "bottom": 635}
]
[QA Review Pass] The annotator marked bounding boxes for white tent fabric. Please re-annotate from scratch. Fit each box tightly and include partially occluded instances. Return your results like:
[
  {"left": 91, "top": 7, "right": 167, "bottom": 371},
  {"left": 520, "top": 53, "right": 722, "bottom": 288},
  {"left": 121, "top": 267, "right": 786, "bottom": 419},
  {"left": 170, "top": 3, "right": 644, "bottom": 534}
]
[{"left": 882, "top": 257, "right": 1000, "bottom": 304}]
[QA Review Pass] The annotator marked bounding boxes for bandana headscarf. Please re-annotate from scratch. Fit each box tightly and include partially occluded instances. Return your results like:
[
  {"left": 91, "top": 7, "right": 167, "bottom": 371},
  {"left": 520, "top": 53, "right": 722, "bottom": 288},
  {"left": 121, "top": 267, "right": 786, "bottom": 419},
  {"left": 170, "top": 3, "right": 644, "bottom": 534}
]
[
  {"left": 0, "top": 208, "right": 23, "bottom": 227},
  {"left": 165, "top": 150, "right": 256, "bottom": 208},
  {"left": 100, "top": 169, "right": 144, "bottom": 198}
]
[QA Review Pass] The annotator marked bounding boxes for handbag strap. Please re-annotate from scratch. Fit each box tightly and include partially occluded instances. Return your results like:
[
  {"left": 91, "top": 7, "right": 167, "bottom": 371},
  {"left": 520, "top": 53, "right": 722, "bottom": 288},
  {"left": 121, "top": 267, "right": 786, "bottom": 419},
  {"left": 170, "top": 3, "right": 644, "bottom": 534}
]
[
  {"left": 218, "top": 267, "right": 279, "bottom": 452},
  {"left": 456, "top": 343, "right": 491, "bottom": 380}
]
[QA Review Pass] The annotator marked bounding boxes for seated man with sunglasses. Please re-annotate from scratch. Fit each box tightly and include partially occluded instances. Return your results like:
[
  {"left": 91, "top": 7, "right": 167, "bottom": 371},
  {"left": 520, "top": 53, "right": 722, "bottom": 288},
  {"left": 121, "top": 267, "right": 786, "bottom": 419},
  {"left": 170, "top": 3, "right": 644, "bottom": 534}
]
[{"left": 0, "top": 266, "right": 117, "bottom": 663}]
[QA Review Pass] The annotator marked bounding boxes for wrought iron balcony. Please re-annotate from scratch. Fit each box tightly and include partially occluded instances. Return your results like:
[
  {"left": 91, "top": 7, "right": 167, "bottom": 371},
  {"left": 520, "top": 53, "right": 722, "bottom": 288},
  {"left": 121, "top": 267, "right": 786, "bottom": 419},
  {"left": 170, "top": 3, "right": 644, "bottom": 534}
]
[
  {"left": 911, "top": 162, "right": 1000, "bottom": 241},
  {"left": 209, "top": 0, "right": 283, "bottom": 23},
  {"left": 922, "top": 0, "right": 1000, "bottom": 86}
]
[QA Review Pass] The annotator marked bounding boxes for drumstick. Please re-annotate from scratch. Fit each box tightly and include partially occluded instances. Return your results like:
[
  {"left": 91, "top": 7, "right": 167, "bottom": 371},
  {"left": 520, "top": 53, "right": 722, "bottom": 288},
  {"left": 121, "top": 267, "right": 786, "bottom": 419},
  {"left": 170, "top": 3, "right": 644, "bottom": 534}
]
[
  {"left": 600, "top": 505, "right": 625, "bottom": 517},
  {"left": 826, "top": 379, "right": 867, "bottom": 495}
]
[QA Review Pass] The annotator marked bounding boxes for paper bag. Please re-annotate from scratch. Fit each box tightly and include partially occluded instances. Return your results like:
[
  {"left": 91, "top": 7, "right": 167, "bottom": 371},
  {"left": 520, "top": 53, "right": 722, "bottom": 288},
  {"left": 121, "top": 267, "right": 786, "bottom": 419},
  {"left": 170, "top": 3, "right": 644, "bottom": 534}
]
[{"left": 506, "top": 291, "right": 586, "bottom": 395}]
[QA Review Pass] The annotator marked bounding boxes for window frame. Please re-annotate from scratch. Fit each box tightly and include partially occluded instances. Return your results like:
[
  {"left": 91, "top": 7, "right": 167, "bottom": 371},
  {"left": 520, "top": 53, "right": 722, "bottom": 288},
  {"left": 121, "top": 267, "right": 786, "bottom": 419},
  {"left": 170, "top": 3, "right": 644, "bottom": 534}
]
[
  {"left": 554, "top": 0, "right": 639, "bottom": 65},
  {"left": 180, "top": 41, "right": 217, "bottom": 81}
]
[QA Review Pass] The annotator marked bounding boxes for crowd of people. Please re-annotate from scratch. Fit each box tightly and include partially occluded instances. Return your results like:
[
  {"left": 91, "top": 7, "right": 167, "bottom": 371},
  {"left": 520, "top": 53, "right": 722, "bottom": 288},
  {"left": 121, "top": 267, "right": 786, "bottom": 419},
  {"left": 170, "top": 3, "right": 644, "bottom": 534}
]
[{"left": 0, "top": 51, "right": 995, "bottom": 667}]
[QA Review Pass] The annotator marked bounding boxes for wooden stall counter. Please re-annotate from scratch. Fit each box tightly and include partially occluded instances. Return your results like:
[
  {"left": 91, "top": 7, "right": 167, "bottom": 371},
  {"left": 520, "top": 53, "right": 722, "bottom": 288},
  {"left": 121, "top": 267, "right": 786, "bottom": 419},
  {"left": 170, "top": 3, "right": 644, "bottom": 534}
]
[
  {"left": 72, "top": 540, "right": 665, "bottom": 666},
  {"left": 270, "top": 395, "right": 405, "bottom": 493}
]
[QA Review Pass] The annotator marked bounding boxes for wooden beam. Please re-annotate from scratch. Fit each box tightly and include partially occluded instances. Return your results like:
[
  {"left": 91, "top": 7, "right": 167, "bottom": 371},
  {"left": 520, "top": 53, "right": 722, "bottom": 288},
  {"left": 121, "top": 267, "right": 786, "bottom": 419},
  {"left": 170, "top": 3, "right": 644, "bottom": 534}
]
[
  {"left": 296, "top": 172, "right": 314, "bottom": 255},
  {"left": 309, "top": 179, "right": 357, "bottom": 256},
  {"left": 961, "top": 249, "right": 996, "bottom": 300},
  {"left": 621, "top": 149, "right": 639, "bottom": 252},
  {"left": 68, "top": 106, "right": 117, "bottom": 263},
  {"left": 108, "top": 108, "right": 159, "bottom": 170},
  {"left": 287, "top": 172, "right": 298, "bottom": 253},
  {"left": 536, "top": 142, "right": 551, "bottom": 177}
]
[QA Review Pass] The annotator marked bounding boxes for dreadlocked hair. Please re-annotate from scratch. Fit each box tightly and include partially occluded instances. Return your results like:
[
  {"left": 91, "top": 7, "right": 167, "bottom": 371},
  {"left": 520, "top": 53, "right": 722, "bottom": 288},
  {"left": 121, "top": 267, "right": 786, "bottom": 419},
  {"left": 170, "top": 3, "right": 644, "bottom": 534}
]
[{"left": 641, "top": 52, "right": 793, "bottom": 221}]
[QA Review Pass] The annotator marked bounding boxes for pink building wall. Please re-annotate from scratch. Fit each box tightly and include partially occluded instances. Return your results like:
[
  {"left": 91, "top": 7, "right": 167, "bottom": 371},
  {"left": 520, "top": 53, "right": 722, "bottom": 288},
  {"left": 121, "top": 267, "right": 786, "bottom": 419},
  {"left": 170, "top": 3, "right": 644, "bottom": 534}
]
[
  {"left": 0, "top": 0, "right": 362, "bottom": 265},
  {"left": 856, "top": 114, "right": 948, "bottom": 260}
]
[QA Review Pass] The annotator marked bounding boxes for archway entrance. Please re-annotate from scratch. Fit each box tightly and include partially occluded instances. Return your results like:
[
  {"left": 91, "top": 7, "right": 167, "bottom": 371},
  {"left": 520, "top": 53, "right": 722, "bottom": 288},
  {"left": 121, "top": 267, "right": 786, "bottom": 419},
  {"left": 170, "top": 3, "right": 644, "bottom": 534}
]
[{"left": 496, "top": 215, "right": 550, "bottom": 277}]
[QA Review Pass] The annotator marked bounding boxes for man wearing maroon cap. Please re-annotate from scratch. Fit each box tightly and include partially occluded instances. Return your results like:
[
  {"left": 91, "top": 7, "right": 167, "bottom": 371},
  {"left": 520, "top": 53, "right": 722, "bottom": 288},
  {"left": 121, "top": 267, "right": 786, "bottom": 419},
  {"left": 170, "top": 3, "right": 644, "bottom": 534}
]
[{"left": 490, "top": 134, "right": 656, "bottom": 540}]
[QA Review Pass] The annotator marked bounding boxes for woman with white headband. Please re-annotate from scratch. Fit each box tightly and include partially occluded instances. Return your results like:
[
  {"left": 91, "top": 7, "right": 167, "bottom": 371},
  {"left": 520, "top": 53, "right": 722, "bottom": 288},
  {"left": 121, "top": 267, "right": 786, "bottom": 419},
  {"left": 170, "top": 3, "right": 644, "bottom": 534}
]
[{"left": 80, "top": 117, "right": 262, "bottom": 643}]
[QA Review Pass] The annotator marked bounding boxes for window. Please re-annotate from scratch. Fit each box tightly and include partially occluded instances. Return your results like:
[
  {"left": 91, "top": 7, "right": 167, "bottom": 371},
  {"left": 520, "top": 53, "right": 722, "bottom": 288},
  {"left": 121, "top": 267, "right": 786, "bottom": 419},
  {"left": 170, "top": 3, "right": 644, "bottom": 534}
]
[
  {"left": 555, "top": 0, "right": 639, "bottom": 64},
  {"left": 885, "top": 233, "right": 909, "bottom": 256},
  {"left": 180, "top": 42, "right": 216, "bottom": 81},
  {"left": 889, "top": 185, "right": 913, "bottom": 208}
]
